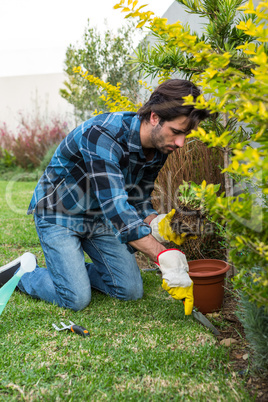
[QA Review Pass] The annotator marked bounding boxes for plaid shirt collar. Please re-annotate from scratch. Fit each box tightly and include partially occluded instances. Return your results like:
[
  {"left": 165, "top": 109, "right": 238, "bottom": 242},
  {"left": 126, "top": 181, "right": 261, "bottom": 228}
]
[{"left": 128, "top": 114, "right": 162, "bottom": 162}]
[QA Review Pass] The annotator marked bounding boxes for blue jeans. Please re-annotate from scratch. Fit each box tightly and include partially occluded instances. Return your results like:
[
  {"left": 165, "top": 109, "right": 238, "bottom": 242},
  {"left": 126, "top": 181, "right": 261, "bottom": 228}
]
[{"left": 18, "top": 214, "right": 143, "bottom": 311}]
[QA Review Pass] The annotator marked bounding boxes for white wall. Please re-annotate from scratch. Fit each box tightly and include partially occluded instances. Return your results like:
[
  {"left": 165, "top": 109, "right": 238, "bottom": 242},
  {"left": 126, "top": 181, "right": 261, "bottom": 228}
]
[
  {"left": 162, "top": 1, "right": 205, "bottom": 32},
  {"left": 0, "top": 73, "right": 75, "bottom": 132},
  {"left": 163, "top": 0, "right": 259, "bottom": 26}
]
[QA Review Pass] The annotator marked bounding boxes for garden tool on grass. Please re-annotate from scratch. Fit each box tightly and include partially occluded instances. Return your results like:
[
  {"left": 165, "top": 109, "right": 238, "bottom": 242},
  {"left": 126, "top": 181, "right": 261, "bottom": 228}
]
[
  {"left": 164, "top": 283, "right": 220, "bottom": 335},
  {"left": 163, "top": 284, "right": 220, "bottom": 335},
  {"left": 0, "top": 252, "right": 36, "bottom": 316},
  {"left": 155, "top": 250, "right": 220, "bottom": 335},
  {"left": 162, "top": 283, "right": 220, "bottom": 335},
  {"left": 52, "top": 321, "right": 90, "bottom": 337},
  {"left": 191, "top": 308, "right": 220, "bottom": 336},
  {"left": 161, "top": 271, "right": 220, "bottom": 335}
]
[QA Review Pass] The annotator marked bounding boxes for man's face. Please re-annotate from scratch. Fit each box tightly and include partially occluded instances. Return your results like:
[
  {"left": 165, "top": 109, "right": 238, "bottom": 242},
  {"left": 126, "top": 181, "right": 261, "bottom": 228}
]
[{"left": 149, "top": 115, "right": 193, "bottom": 154}]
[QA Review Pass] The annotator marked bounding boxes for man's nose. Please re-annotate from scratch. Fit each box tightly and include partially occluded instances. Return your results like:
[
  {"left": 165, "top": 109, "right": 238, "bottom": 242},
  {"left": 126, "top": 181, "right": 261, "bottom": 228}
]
[{"left": 174, "top": 135, "right": 186, "bottom": 148}]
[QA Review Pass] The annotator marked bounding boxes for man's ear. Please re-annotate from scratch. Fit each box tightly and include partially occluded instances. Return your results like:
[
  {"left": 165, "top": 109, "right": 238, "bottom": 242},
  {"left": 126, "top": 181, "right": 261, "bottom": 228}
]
[{"left": 150, "top": 112, "right": 160, "bottom": 127}]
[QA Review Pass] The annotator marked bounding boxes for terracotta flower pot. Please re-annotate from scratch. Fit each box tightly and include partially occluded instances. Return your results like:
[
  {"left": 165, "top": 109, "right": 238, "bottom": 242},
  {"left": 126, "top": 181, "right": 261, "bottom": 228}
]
[{"left": 188, "top": 259, "right": 230, "bottom": 314}]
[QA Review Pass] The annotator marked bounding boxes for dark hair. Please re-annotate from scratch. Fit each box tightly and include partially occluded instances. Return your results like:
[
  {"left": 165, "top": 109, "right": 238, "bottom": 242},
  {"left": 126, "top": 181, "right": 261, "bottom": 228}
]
[{"left": 137, "top": 79, "right": 213, "bottom": 130}]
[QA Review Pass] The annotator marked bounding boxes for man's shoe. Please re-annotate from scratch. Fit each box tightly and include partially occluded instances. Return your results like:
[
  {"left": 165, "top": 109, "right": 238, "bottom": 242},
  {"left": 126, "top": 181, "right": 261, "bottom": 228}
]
[{"left": 0, "top": 255, "right": 29, "bottom": 286}]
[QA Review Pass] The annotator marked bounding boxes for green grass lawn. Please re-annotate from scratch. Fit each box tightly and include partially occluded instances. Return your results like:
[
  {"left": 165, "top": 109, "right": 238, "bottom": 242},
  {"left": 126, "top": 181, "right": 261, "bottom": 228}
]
[{"left": 0, "top": 180, "right": 250, "bottom": 401}]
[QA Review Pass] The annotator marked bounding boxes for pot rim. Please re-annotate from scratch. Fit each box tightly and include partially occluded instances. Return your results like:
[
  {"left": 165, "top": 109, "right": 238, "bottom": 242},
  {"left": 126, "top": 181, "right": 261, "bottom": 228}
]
[{"left": 188, "top": 259, "right": 230, "bottom": 278}]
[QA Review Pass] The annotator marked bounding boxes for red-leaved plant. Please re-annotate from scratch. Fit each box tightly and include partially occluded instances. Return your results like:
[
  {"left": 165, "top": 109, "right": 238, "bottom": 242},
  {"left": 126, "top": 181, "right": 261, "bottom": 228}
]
[{"left": 0, "top": 116, "right": 68, "bottom": 169}]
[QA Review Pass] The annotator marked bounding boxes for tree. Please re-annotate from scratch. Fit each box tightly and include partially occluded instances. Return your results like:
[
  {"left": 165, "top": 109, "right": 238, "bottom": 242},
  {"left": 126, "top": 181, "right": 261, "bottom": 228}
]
[
  {"left": 129, "top": 0, "right": 259, "bottom": 199},
  {"left": 113, "top": 0, "right": 268, "bottom": 309},
  {"left": 116, "top": 0, "right": 260, "bottom": 274},
  {"left": 60, "top": 20, "right": 143, "bottom": 121}
]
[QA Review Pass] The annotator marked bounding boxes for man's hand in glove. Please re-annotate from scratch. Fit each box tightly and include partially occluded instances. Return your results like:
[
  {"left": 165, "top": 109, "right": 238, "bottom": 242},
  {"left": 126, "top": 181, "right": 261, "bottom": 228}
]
[
  {"left": 162, "top": 280, "right": 194, "bottom": 315},
  {"left": 156, "top": 249, "right": 194, "bottom": 315},
  {"left": 150, "top": 209, "right": 196, "bottom": 246}
]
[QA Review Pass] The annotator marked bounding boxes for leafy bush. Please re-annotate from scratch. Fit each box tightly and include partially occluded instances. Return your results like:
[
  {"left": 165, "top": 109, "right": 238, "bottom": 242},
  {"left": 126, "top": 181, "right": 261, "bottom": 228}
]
[
  {"left": 0, "top": 149, "right": 16, "bottom": 169},
  {"left": 61, "top": 20, "right": 144, "bottom": 121},
  {"left": 236, "top": 291, "right": 268, "bottom": 372},
  {"left": 0, "top": 116, "right": 68, "bottom": 169},
  {"left": 112, "top": 0, "right": 268, "bottom": 309}
]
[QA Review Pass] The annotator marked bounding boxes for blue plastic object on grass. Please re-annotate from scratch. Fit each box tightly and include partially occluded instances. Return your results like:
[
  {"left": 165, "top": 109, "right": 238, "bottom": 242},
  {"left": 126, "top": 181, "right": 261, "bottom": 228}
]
[{"left": 0, "top": 252, "right": 36, "bottom": 316}]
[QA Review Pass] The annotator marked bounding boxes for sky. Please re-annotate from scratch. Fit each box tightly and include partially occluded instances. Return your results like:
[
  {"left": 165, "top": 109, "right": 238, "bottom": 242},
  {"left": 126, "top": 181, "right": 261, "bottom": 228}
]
[{"left": 0, "top": 0, "right": 174, "bottom": 77}]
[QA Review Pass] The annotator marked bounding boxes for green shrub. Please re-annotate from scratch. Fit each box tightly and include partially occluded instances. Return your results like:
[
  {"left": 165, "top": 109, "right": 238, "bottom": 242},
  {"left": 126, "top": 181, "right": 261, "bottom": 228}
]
[
  {"left": 236, "top": 291, "right": 268, "bottom": 372},
  {"left": 114, "top": 0, "right": 268, "bottom": 310},
  {"left": 0, "top": 148, "right": 16, "bottom": 169}
]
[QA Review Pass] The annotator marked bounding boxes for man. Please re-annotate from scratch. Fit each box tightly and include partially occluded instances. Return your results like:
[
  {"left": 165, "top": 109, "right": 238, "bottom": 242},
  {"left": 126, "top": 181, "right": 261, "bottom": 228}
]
[{"left": 0, "top": 79, "right": 211, "bottom": 314}]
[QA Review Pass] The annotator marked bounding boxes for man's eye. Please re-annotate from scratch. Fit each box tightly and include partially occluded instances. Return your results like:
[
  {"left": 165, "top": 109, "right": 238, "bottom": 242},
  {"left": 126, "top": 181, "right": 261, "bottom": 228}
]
[{"left": 173, "top": 131, "right": 187, "bottom": 136}]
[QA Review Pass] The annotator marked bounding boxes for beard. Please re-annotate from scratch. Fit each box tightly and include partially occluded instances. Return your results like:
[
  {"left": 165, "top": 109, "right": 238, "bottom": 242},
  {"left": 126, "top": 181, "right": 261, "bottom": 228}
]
[
  {"left": 150, "top": 124, "right": 176, "bottom": 154},
  {"left": 150, "top": 124, "right": 165, "bottom": 152}
]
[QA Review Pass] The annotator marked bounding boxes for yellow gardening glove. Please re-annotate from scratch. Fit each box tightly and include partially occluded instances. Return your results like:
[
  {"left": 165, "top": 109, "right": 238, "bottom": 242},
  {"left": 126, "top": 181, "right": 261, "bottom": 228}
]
[
  {"left": 156, "top": 249, "right": 193, "bottom": 315},
  {"left": 150, "top": 209, "right": 194, "bottom": 246},
  {"left": 162, "top": 279, "right": 194, "bottom": 315}
]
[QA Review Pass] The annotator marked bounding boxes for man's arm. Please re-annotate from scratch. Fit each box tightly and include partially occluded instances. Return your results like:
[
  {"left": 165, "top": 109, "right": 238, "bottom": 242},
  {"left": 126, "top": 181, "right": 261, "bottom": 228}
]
[
  {"left": 128, "top": 213, "right": 165, "bottom": 261},
  {"left": 143, "top": 213, "right": 158, "bottom": 225},
  {"left": 133, "top": 214, "right": 194, "bottom": 315},
  {"left": 129, "top": 233, "right": 166, "bottom": 262},
  {"left": 127, "top": 213, "right": 165, "bottom": 261}
]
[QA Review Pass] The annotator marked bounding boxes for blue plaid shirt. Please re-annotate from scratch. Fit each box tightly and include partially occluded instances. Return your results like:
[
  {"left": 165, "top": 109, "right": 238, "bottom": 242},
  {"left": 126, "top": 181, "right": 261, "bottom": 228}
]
[{"left": 28, "top": 112, "right": 168, "bottom": 243}]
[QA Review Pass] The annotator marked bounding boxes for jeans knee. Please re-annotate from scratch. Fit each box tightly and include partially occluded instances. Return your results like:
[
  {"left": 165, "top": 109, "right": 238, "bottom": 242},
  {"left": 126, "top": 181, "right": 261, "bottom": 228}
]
[
  {"left": 60, "top": 289, "right": 91, "bottom": 311},
  {"left": 120, "top": 280, "right": 143, "bottom": 301}
]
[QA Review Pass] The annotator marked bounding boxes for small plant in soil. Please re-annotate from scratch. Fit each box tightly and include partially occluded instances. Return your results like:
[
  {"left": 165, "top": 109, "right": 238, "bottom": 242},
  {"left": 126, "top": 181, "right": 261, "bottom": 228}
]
[
  {"left": 170, "top": 181, "right": 223, "bottom": 260},
  {"left": 170, "top": 180, "right": 220, "bottom": 236}
]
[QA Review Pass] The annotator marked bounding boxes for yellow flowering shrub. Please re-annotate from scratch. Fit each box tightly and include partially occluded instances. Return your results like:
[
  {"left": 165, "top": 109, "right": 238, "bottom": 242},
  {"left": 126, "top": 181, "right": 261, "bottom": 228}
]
[{"left": 114, "top": 0, "right": 268, "bottom": 308}]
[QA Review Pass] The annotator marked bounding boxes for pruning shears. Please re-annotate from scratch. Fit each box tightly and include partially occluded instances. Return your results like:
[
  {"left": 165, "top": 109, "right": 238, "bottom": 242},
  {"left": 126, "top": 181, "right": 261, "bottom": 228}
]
[{"left": 52, "top": 321, "right": 90, "bottom": 337}]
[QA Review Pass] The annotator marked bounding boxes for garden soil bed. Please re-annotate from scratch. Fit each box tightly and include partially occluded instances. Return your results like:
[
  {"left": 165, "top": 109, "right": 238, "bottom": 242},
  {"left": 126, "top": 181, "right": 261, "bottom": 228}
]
[{"left": 136, "top": 253, "right": 268, "bottom": 401}]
